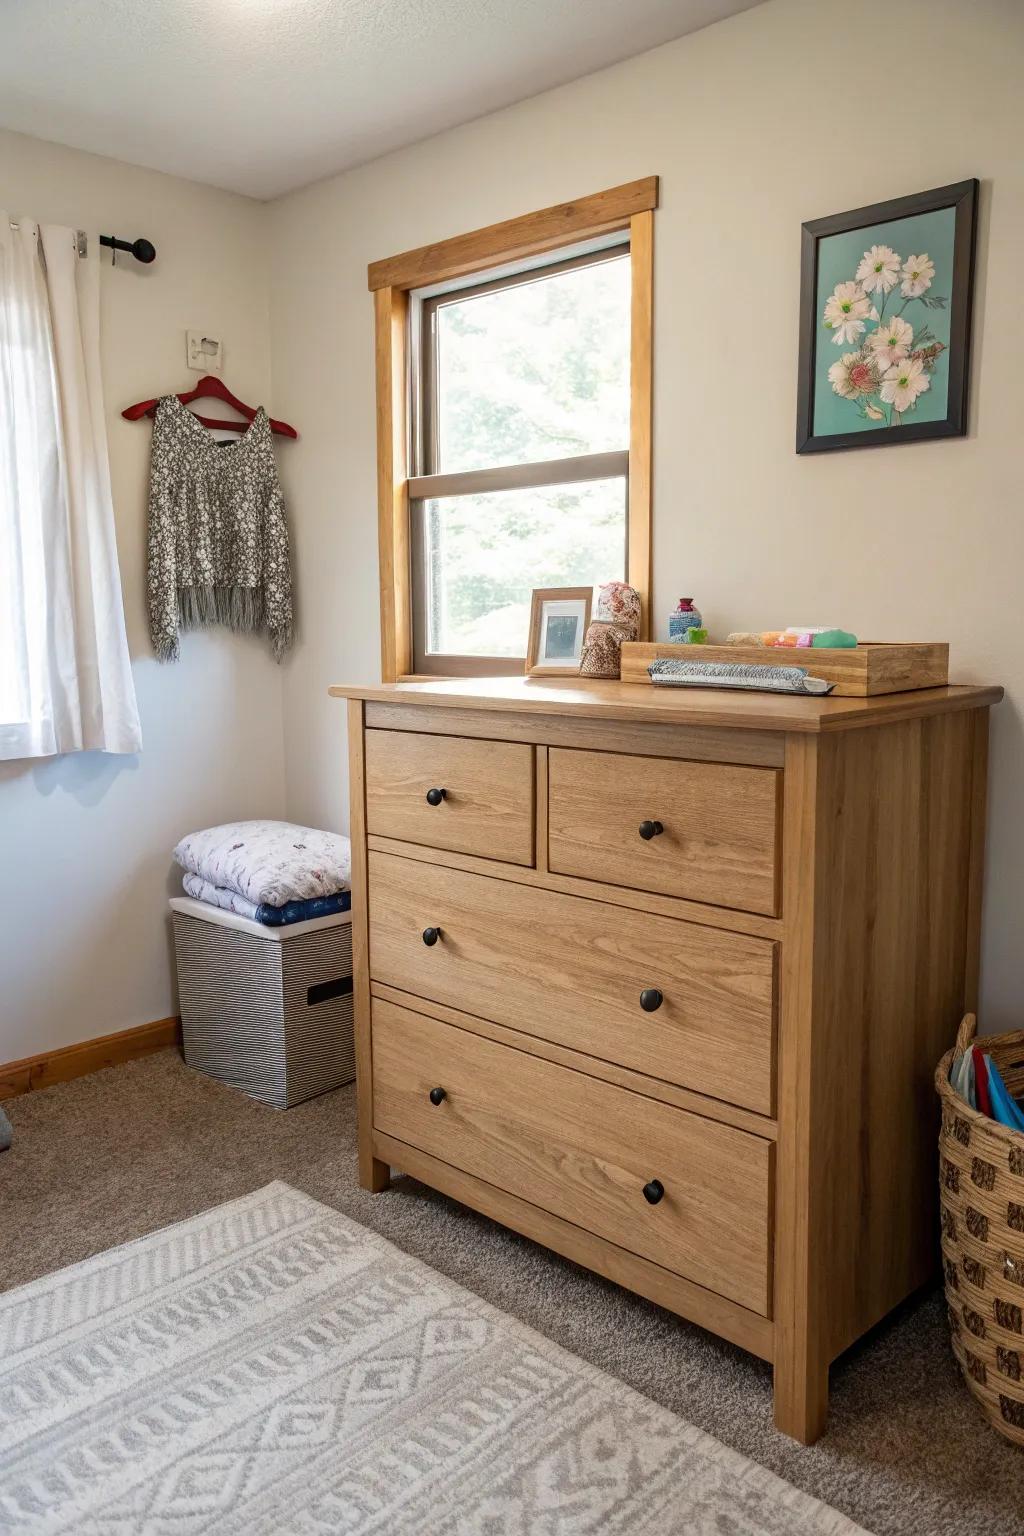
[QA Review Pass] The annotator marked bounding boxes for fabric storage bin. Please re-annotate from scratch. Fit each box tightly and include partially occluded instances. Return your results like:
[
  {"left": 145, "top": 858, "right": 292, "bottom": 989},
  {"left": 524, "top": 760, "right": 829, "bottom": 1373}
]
[
  {"left": 170, "top": 896, "right": 355, "bottom": 1108},
  {"left": 937, "top": 1012, "right": 1024, "bottom": 1446}
]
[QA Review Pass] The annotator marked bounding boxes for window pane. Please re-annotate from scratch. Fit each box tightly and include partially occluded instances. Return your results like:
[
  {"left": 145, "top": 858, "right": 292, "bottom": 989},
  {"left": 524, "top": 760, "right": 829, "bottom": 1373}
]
[
  {"left": 421, "top": 478, "right": 625, "bottom": 657},
  {"left": 433, "top": 254, "right": 630, "bottom": 474}
]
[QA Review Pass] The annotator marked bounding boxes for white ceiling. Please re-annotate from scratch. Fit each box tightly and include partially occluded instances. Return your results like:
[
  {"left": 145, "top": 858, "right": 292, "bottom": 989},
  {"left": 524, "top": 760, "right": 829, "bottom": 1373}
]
[{"left": 0, "top": 0, "right": 763, "bottom": 200}]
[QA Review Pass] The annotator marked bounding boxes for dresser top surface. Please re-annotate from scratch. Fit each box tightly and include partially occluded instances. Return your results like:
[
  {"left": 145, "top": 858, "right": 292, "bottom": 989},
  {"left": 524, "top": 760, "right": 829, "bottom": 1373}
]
[{"left": 330, "top": 676, "right": 1002, "bottom": 733}]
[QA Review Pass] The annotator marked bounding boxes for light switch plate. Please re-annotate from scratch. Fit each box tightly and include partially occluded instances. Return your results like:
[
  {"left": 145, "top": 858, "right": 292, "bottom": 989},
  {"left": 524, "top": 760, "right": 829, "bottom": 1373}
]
[{"left": 186, "top": 330, "right": 224, "bottom": 372}]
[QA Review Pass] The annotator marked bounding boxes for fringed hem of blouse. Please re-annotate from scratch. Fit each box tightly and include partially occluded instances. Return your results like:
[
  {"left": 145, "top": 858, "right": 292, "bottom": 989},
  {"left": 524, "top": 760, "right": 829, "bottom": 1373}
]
[{"left": 163, "top": 585, "right": 293, "bottom": 662}]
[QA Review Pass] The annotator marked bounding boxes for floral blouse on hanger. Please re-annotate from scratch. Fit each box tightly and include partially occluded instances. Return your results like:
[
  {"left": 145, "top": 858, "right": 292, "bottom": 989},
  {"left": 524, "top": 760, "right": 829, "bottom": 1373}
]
[{"left": 146, "top": 395, "right": 293, "bottom": 662}]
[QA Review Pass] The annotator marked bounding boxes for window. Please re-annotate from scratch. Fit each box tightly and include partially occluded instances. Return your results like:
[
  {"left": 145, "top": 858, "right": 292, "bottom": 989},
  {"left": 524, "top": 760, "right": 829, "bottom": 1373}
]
[
  {"left": 369, "top": 177, "right": 657, "bottom": 681},
  {"left": 411, "top": 249, "right": 630, "bottom": 671},
  {"left": 422, "top": 253, "right": 630, "bottom": 475}
]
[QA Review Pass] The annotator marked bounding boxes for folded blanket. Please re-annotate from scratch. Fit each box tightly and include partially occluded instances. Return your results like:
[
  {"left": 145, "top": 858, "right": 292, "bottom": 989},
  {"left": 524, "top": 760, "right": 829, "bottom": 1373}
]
[
  {"left": 173, "top": 819, "right": 351, "bottom": 906},
  {"left": 182, "top": 873, "right": 350, "bottom": 926}
]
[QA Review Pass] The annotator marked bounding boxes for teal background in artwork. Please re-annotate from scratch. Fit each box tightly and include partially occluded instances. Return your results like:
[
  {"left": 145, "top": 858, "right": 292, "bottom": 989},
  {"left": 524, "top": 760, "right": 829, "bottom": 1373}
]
[{"left": 813, "top": 206, "right": 955, "bottom": 438}]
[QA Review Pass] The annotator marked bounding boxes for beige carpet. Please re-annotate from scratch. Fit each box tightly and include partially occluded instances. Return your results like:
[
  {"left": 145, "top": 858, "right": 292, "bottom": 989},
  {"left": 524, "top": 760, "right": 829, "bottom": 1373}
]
[
  {"left": 2, "top": 1050, "right": 1022, "bottom": 1535},
  {"left": 0, "top": 1181, "right": 867, "bottom": 1534}
]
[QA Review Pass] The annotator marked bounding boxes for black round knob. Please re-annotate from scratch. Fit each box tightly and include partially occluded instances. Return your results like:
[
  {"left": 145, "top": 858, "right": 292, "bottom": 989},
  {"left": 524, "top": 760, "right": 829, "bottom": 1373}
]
[
  {"left": 639, "top": 987, "right": 663, "bottom": 1012},
  {"left": 429, "top": 1086, "right": 447, "bottom": 1106},
  {"left": 643, "top": 1179, "right": 665, "bottom": 1205},
  {"left": 422, "top": 926, "right": 441, "bottom": 946},
  {"left": 638, "top": 820, "right": 664, "bottom": 841},
  {"left": 426, "top": 787, "right": 446, "bottom": 806},
  {"left": 132, "top": 238, "right": 157, "bottom": 264}
]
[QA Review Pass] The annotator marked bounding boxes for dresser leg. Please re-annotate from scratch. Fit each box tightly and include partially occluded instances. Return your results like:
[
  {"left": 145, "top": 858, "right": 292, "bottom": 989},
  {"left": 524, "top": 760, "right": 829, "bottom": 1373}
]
[
  {"left": 772, "top": 1353, "right": 829, "bottom": 1444},
  {"left": 359, "top": 1152, "right": 391, "bottom": 1193}
]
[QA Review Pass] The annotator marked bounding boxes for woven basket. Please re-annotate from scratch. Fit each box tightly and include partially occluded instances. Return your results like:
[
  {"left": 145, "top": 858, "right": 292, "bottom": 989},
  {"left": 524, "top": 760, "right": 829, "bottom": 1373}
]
[{"left": 937, "top": 1013, "right": 1024, "bottom": 1445}]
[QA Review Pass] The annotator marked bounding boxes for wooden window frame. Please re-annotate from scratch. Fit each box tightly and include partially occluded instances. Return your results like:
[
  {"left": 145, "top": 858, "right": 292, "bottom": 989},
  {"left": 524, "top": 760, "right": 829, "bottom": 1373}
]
[{"left": 369, "top": 176, "right": 657, "bottom": 683}]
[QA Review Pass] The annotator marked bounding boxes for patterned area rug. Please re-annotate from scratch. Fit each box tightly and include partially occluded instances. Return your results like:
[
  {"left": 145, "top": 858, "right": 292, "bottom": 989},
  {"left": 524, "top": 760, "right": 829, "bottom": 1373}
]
[{"left": 0, "top": 1182, "right": 869, "bottom": 1534}]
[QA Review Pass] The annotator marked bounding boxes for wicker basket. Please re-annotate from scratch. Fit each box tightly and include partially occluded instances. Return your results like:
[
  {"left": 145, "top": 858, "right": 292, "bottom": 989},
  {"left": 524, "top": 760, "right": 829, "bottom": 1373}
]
[{"left": 937, "top": 1013, "right": 1024, "bottom": 1445}]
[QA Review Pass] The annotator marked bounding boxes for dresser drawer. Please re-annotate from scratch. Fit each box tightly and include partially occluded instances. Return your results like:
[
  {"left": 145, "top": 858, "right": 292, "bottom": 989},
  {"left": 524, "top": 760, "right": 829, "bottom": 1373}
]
[
  {"left": 547, "top": 748, "right": 780, "bottom": 916},
  {"left": 372, "top": 998, "right": 772, "bottom": 1314},
  {"left": 365, "top": 729, "right": 534, "bottom": 866},
  {"left": 368, "top": 852, "right": 775, "bottom": 1116}
]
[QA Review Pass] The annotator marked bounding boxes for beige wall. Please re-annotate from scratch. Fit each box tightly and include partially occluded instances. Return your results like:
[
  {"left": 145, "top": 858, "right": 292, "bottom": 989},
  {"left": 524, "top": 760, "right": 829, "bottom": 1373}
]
[
  {"left": 269, "top": 0, "right": 1024, "bottom": 1029},
  {"left": 0, "top": 130, "right": 286, "bottom": 1063}
]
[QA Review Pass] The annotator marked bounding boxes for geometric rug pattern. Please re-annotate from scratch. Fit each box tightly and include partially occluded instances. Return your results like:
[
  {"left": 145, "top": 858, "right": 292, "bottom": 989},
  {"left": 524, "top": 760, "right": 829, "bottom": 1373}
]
[{"left": 0, "top": 1182, "right": 870, "bottom": 1534}]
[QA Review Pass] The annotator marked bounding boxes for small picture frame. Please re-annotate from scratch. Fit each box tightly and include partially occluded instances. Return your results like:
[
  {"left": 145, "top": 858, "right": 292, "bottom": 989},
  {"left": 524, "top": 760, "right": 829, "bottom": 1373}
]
[{"left": 526, "top": 587, "right": 593, "bottom": 677}]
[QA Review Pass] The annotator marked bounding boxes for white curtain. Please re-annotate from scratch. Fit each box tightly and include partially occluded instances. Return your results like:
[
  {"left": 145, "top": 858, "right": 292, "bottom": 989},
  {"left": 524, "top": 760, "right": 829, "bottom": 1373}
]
[{"left": 0, "top": 214, "right": 141, "bottom": 758}]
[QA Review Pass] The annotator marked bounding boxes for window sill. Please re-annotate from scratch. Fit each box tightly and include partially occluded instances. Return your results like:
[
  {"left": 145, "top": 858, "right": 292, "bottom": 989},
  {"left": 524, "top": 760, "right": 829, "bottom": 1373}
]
[{"left": 397, "top": 671, "right": 528, "bottom": 683}]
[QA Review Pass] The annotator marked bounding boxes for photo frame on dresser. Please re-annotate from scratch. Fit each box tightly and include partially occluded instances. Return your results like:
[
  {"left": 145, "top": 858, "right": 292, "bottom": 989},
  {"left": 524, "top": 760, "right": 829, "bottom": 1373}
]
[
  {"left": 797, "top": 179, "right": 978, "bottom": 453},
  {"left": 526, "top": 588, "right": 593, "bottom": 677}
]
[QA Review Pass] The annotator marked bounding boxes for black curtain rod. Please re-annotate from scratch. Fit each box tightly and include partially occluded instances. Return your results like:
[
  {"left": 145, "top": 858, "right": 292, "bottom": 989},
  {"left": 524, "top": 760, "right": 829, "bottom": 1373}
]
[
  {"left": 10, "top": 223, "right": 157, "bottom": 264},
  {"left": 99, "top": 234, "right": 156, "bottom": 264}
]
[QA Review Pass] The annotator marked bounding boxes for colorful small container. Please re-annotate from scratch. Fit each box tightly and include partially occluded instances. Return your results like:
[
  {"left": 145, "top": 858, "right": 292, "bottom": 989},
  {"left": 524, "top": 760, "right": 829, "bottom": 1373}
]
[{"left": 668, "top": 598, "right": 702, "bottom": 642}]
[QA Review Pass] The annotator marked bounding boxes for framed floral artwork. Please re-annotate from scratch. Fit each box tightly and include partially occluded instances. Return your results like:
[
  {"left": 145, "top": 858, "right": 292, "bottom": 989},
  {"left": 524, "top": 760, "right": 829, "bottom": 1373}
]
[{"left": 797, "top": 180, "right": 977, "bottom": 453}]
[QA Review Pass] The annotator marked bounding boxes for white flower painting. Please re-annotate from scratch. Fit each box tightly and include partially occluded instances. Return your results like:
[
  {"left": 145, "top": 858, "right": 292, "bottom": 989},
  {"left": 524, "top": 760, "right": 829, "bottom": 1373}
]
[
  {"left": 800, "top": 181, "right": 975, "bottom": 452},
  {"left": 822, "top": 280, "right": 872, "bottom": 345},
  {"left": 856, "top": 244, "right": 901, "bottom": 294},
  {"left": 901, "top": 253, "right": 936, "bottom": 297},
  {"left": 822, "top": 239, "right": 948, "bottom": 426},
  {"left": 881, "top": 356, "right": 931, "bottom": 413},
  {"left": 867, "top": 314, "right": 914, "bottom": 367}
]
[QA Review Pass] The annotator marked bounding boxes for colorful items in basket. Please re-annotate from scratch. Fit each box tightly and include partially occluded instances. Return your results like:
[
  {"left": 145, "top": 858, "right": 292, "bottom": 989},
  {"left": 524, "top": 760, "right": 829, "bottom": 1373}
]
[
  {"left": 949, "top": 1039, "right": 1024, "bottom": 1131},
  {"left": 173, "top": 819, "right": 351, "bottom": 928},
  {"left": 937, "top": 1013, "right": 1024, "bottom": 1448},
  {"left": 725, "top": 627, "right": 858, "bottom": 649},
  {"left": 579, "top": 581, "right": 641, "bottom": 679}
]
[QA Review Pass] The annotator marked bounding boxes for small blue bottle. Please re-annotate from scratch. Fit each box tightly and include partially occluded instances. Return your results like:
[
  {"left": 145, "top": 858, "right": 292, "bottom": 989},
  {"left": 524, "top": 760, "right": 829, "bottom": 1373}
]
[{"left": 668, "top": 598, "right": 702, "bottom": 642}]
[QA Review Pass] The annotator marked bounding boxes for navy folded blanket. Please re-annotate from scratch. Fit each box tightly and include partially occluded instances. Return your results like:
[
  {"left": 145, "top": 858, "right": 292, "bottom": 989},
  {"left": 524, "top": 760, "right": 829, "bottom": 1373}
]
[{"left": 254, "top": 891, "right": 352, "bottom": 926}]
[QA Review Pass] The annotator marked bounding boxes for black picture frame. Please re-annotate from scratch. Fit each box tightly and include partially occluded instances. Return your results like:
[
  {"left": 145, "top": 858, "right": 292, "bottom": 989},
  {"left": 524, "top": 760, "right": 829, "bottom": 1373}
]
[{"left": 796, "top": 179, "right": 978, "bottom": 454}]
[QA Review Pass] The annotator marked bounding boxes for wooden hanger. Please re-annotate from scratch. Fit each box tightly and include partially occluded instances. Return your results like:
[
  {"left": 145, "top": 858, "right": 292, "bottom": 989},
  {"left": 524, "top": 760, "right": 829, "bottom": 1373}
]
[{"left": 122, "top": 375, "right": 298, "bottom": 439}]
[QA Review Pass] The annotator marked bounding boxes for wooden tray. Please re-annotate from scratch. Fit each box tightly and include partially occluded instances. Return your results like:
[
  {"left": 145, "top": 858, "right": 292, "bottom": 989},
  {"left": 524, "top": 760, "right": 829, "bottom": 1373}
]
[{"left": 620, "top": 641, "right": 949, "bottom": 697}]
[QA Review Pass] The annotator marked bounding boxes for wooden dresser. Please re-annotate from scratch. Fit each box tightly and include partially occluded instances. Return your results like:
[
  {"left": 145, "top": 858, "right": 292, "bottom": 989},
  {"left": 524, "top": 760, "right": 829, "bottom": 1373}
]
[{"left": 332, "top": 674, "right": 1001, "bottom": 1443}]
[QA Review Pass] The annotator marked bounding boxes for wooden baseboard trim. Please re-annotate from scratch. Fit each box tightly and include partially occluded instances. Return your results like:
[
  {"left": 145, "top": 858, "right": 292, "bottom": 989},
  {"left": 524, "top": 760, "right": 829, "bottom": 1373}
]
[{"left": 0, "top": 1017, "right": 182, "bottom": 1100}]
